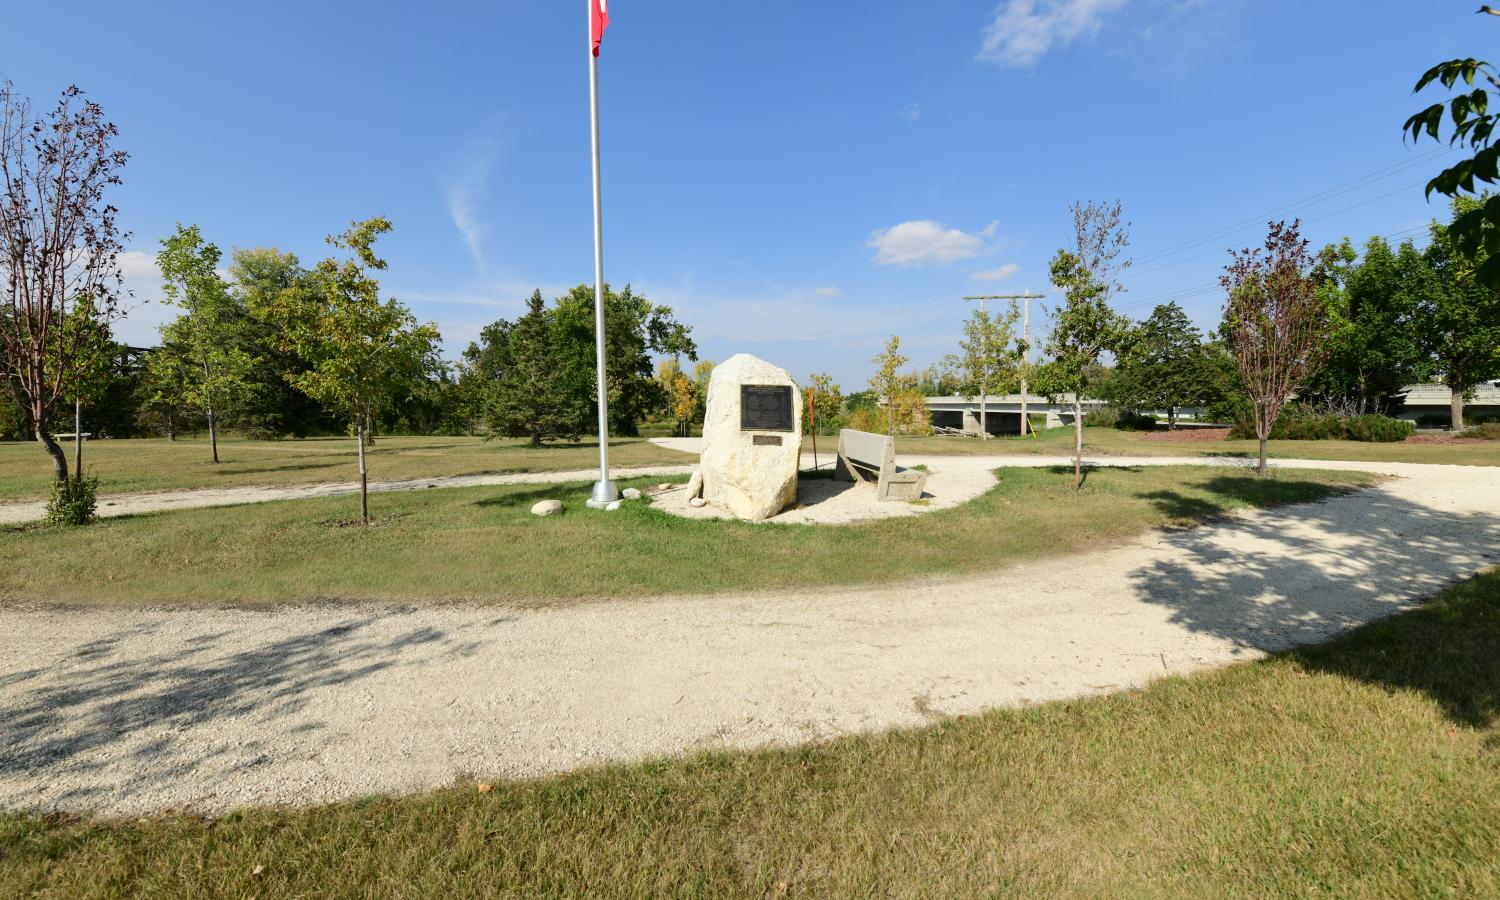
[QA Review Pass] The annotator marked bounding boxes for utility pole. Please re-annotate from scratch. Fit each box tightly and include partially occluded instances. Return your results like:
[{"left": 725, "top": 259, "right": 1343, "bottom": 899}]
[
  {"left": 1017, "top": 290, "right": 1044, "bottom": 437},
  {"left": 963, "top": 292, "right": 1044, "bottom": 438}
]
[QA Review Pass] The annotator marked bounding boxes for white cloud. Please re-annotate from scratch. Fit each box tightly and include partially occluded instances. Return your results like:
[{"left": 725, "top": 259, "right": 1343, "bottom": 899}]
[
  {"left": 897, "top": 102, "right": 922, "bottom": 121},
  {"left": 977, "top": 0, "right": 1129, "bottom": 68},
  {"left": 813, "top": 286, "right": 845, "bottom": 298},
  {"left": 867, "top": 220, "right": 995, "bottom": 267},
  {"left": 443, "top": 132, "right": 502, "bottom": 273},
  {"left": 970, "top": 263, "right": 1021, "bottom": 282}
]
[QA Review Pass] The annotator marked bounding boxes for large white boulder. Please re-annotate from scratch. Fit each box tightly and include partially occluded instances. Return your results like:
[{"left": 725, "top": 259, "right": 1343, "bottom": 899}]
[{"left": 699, "top": 353, "right": 801, "bottom": 521}]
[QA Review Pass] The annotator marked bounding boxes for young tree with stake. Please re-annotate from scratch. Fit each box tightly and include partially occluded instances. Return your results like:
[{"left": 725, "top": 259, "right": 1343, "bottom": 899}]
[
  {"left": 1221, "top": 220, "right": 1328, "bottom": 476},
  {"left": 1043, "top": 200, "right": 1131, "bottom": 489},
  {"left": 155, "top": 224, "right": 256, "bottom": 463},
  {"left": 869, "top": 336, "right": 909, "bottom": 436},
  {"left": 253, "top": 217, "right": 441, "bottom": 523},
  {"left": 945, "top": 302, "right": 1021, "bottom": 439}
]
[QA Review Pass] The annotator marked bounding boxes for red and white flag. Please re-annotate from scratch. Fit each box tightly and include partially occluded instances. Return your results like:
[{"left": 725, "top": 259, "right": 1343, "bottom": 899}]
[{"left": 591, "top": 0, "right": 610, "bottom": 56}]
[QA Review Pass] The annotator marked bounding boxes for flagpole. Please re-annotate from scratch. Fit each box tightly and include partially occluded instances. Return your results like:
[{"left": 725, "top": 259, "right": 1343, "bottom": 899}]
[{"left": 586, "top": 0, "right": 617, "bottom": 508}]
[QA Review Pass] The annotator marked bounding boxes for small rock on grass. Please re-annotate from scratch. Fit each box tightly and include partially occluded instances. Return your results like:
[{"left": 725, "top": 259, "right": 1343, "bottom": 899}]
[
  {"left": 656, "top": 482, "right": 673, "bottom": 491},
  {"left": 530, "top": 499, "right": 563, "bottom": 517},
  {"left": 689, "top": 497, "right": 707, "bottom": 508},
  {"left": 605, "top": 500, "right": 622, "bottom": 511},
  {"left": 621, "top": 488, "right": 642, "bottom": 500}
]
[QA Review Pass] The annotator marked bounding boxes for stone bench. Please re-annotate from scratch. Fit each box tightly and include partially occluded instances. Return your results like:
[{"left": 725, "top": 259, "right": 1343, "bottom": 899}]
[{"left": 834, "top": 429, "right": 928, "bottom": 501}]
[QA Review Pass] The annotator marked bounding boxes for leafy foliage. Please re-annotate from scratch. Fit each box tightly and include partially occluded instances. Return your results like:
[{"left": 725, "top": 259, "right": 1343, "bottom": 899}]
[
  {"left": 867, "top": 336, "right": 909, "bottom": 435},
  {"left": 1405, "top": 53, "right": 1500, "bottom": 284},
  {"left": 1042, "top": 200, "right": 1132, "bottom": 487},
  {"left": 44, "top": 472, "right": 97, "bottom": 526},
  {"left": 1107, "top": 302, "right": 1223, "bottom": 426},
  {"left": 1420, "top": 196, "right": 1500, "bottom": 428}
]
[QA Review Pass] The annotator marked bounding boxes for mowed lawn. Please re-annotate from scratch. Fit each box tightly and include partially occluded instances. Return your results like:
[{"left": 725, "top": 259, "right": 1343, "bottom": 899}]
[
  {"left": 0, "top": 434, "right": 690, "bottom": 502},
  {"left": 5, "top": 568, "right": 1498, "bottom": 897},
  {"left": 871, "top": 425, "right": 1500, "bottom": 466},
  {"left": 0, "top": 466, "right": 1372, "bottom": 605}
]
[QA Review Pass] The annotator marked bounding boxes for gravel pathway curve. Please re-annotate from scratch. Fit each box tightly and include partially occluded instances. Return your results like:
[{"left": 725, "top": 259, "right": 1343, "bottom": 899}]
[{"left": 1, "top": 455, "right": 1497, "bottom": 816}]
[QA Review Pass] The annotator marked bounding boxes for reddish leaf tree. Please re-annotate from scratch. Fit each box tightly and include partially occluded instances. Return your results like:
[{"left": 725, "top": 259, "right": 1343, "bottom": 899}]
[
  {"left": 1221, "top": 220, "right": 1328, "bottom": 475},
  {"left": 0, "top": 82, "right": 127, "bottom": 481}
]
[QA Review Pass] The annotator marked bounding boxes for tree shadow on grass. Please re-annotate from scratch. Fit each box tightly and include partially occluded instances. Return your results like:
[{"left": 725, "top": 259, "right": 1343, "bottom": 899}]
[
  {"left": 0, "top": 614, "right": 484, "bottom": 809},
  {"left": 1288, "top": 570, "right": 1500, "bottom": 731},
  {"left": 1128, "top": 475, "right": 1500, "bottom": 725}
]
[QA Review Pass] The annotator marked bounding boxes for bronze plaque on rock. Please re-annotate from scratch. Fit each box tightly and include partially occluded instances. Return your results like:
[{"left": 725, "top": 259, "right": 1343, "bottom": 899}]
[
  {"left": 752, "top": 434, "right": 783, "bottom": 446},
  {"left": 741, "top": 385, "right": 794, "bottom": 432}
]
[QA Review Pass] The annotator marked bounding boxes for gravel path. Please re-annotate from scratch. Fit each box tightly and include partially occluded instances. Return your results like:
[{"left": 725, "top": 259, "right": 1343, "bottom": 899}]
[{"left": 1, "top": 455, "right": 1497, "bottom": 816}]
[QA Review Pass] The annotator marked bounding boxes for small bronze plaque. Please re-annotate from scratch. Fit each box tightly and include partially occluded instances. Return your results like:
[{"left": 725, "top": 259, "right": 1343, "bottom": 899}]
[
  {"left": 741, "top": 385, "right": 794, "bottom": 432},
  {"left": 752, "top": 434, "right": 783, "bottom": 446}
]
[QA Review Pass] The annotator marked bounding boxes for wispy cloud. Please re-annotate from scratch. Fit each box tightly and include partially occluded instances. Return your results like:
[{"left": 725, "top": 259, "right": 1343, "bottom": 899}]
[
  {"left": 814, "top": 286, "right": 845, "bottom": 298},
  {"left": 443, "top": 132, "right": 502, "bottom": 273},
  {"left": 977, "top": 0, "right": 1129, "bottom": 68},
  {"left": 897, "top": 102, "right": 922, "bottom": 122},
  {"left": 970, "top": 263, "right": 1020, "bottom": 282},
  {"left": 867, "top": 220, "right": 999, "bottom": 267}
]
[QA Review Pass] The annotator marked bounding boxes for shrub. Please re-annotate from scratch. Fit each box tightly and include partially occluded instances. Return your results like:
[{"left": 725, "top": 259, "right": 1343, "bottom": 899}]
[
  {"left": 1344, "top": 415, "right": 1415, "bottom": 442},
  {"left": 1116, "top": 410, "right": 1158, "bottom": 431},
  {"left": 1462, "top": 422, "right": 1500, "bottom": 440},
  {"left": 45, "top": 475, "right": 99, "bottom": 526},
  {"left": 1227, "top": 411, "right": 1413, "bottom": 442},
  {"left": 1083, "top": 405, "right": 1120, "bottom": 428}
]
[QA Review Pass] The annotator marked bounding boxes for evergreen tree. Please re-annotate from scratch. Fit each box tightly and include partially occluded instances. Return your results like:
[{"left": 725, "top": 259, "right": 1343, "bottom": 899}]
[
  {"left": 1111, "top": 302, "right": 1218, "bottom": 427},
  {"left": 489, "top": 290, "right": 585, "bottom": 445}
]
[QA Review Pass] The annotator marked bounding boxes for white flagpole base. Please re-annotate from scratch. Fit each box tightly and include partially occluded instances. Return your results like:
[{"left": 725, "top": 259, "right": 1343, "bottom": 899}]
[{"left": 586, "top": 480, "right": 620, "bottom": 509}]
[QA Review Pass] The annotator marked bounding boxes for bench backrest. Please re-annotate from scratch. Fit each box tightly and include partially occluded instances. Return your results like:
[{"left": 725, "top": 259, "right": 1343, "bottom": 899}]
[{"left": 839, "top": 429, "right": 893, "bottom": 470}]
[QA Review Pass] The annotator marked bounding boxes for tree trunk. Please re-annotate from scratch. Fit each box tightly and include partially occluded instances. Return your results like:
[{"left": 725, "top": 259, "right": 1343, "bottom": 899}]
[
  {"left": 1167, "top": 406, "right": 1177, "bottom": 429},
  {"left": 36, "top": 420, "right": 69, "bottom": 482},
  {"left": 1072, "top": 398, "right": 1083, "bottom": 490},
  {"left": 207, "top": 403, "right": 219, "bottom": 464},
  {"left": 356, "top": 418, "right": 369, "bottom": 525},
  {"left": 73, "top": 398, "right": 83, "bottom": 479},
  {"left": 1451, "top": 387, "right": 1466, "bottom": 431},
  {"left": 1256, "top": 406, "right": 1270, "bottom": 476}
]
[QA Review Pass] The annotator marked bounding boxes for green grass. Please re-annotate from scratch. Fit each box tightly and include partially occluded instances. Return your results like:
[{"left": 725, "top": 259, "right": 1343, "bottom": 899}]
[
  {"left": 0, "top": 466, "right": 1372, "bottom": 606},
  {"left": 874, "top": 425, "right": 1500, "bottom": 466},
  {"left": 0, "top": 434, "right": 690, "bottom": 502},
  {"left": 5, "top": 569, "right": 1498, "bottom": 897}
]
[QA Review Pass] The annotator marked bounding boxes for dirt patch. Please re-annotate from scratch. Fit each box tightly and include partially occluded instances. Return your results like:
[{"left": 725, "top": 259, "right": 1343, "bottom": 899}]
[
  {"left": 1140, "top": 427, "right": 1231, "bottom": 443},
  {"left": 1404, "top": 434, "right": 1489, "bottom": 445}
]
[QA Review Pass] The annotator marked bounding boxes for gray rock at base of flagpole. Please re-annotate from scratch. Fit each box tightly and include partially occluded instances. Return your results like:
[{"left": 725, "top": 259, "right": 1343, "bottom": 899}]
[
  {"left": 686, "top": 469, "right": 704, "bottom": 499},
  {"left": 689, "top": 497, "right": 707, "bottom": 508},
  {"left": 605, "top": 500, "right": 622, "bottom": 511},
  {"left": 530, "top": 499, "right": 563, "bottom": 517},
  {"left": 621, "top": 487, "right": 642, "bottom": 500}
]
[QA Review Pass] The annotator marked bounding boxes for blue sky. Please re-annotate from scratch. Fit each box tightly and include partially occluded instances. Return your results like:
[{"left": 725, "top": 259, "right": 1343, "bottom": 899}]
[{"left": 3, "top": 1, "right": 1483, "bottom": 387}]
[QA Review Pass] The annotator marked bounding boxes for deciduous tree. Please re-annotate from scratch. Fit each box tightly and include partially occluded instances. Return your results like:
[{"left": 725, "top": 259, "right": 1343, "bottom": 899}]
[
  {"left": 1421, "top": 197, "right": 1500, "bottom": 428},
  {"left": 1221, "top": 220, "right": 1328, "bottom": 475},
  {"left": 1043, "top": 200, "right": 1131, "bottom": 488},
  {"left": 868, "top": 335, "right": 908, "bottom": 436},
  {"left": 944, "top": 302, "right": 1021, "bottom": 439},
  {"left": 155, "top": 224, "right": 256, "bottom": 463},
  {"left": 251, "top": 217, "right": 442, "bottom": 523},
  {"left": 0, "top": 83, "right": 127, "bottom": 482}
]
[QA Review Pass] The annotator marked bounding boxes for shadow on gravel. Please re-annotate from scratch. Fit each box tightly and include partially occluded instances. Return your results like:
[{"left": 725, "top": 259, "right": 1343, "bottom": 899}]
[
  {"left": 1129, "top": 479, "right": 1500, "bottom": 661},
  {"left": 0, "top": 615, "right": 483, "bottom": 807}
]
